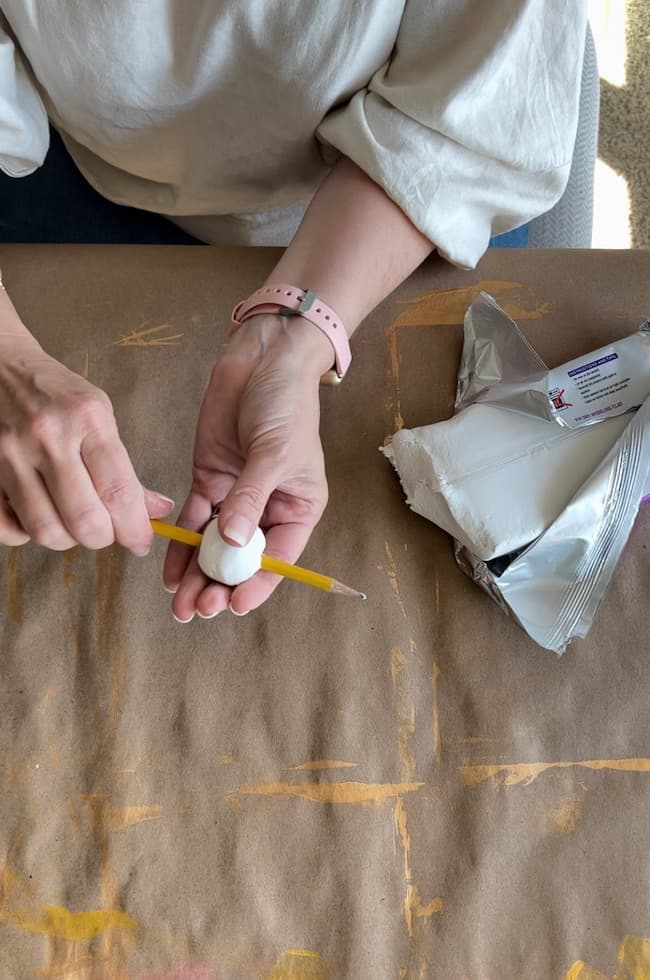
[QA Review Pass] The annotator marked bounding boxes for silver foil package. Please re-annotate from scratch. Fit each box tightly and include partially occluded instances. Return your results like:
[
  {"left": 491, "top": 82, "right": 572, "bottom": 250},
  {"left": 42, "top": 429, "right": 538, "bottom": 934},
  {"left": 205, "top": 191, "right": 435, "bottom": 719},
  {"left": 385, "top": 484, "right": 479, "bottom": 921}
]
[
  {"left": 386, "top": 292, "right": 649, "bottom": 654},
  {"left": 456, "top": 293, "right": 649, "bottom": 653}
]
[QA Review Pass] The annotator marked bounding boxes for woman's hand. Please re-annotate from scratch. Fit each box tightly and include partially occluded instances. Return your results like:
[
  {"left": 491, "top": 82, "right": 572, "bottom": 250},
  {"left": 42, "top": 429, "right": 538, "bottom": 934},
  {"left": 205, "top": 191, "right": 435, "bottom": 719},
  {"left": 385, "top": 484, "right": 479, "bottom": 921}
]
[
  {"left": 0, "top": 331, "right": 173, "bottom": 552},
  {"left": 163, "top": 314, "right": 333, "bottom": 618},
  {"left": 165, "top": 154, "right": 433, "bottom": 621}
]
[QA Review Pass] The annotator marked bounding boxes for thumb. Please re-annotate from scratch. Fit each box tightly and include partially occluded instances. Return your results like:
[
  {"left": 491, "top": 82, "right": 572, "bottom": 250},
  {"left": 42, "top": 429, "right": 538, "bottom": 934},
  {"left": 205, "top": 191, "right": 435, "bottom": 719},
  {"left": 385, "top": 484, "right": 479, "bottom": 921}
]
[
  {"left": 218, "top": 453, "right": 279, "bottom": 546},
  {"left": 143, "top": 488, "right": 175, "bottom": 519}
]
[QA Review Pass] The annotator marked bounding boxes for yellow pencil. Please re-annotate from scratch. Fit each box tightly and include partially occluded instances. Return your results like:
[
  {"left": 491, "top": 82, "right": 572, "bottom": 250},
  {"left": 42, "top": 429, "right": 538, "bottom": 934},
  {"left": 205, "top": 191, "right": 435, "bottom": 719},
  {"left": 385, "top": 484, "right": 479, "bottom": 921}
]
[{"left": 150, "top": 519, "right": 366, "bottom": 599}]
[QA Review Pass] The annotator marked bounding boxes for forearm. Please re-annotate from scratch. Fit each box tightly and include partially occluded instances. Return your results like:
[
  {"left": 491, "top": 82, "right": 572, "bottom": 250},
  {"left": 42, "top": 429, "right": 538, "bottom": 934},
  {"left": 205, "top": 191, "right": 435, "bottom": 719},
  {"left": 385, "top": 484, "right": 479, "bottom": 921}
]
[{"left": 267, "top": 156, "right": 434, "bottom": 335}]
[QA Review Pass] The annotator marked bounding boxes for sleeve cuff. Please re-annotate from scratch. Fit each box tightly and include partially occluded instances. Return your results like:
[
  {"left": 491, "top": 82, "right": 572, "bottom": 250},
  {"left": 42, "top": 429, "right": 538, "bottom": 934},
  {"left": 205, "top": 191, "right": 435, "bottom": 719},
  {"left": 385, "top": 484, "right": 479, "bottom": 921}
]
[
  {"left": 317, "top": 90, "right": 572, "bottom": 270},
  {"left": 0, "top": 29, "right": 49, "bottom": 178}
]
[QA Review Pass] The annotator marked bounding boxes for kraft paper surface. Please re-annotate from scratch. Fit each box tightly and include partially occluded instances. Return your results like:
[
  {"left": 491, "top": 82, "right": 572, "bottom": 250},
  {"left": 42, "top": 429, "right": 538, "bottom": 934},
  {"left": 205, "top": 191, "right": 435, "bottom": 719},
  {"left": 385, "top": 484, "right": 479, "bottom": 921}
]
[{"left": 0, "top": 245, "right": 648, "bottom": 979}]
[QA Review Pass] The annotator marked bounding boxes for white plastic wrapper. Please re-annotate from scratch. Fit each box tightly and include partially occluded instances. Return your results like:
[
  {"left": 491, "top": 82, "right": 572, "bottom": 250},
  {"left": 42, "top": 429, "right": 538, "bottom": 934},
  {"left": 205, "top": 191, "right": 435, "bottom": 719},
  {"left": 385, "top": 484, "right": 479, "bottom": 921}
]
[
  {"left": 384, "top": 293, "right": 650, "bottom": 654},
  {"left": 384, "top": 401, "right": 631, "bottom": 561}
]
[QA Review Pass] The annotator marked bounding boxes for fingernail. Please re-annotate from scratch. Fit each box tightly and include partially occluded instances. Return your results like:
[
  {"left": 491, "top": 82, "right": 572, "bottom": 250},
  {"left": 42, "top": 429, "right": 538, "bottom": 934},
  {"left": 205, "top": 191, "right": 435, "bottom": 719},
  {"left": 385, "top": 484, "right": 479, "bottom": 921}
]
[
  {"left": 164, "top": 585, "right": 178, "bottom": 595},
  {"left": 197, "top": 609, "right": 222, "bottom": 620},
  {"left": 173, "top": 612, "right": 194, "bottom": 624},
  {"left": 222, "top": 515, "right": 252, "bottom": 547},
  {"left": 154, "top": 492, "right": 176, "bottom": 505},
  {"left": 230, "top": 607, "right": 249, "bottom": 617},
  {"left": 133, "top": 545, "right": 151, "bottom": 558}
]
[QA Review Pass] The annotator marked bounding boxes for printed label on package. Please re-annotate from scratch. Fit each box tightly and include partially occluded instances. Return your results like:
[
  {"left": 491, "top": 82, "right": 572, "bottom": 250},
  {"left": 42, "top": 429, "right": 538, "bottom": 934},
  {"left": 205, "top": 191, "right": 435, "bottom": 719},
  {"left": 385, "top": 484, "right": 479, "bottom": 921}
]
[{"left": 547, "top": 331, "right": 650, "bottom": 427}]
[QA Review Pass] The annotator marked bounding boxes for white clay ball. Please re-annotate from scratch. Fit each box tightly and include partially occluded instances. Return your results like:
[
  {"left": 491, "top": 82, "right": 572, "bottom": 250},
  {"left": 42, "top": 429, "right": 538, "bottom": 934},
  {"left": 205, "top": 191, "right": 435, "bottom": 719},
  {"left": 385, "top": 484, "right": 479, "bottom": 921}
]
[{"left": 198, "top": 519, "right": 266, "bottom": 586}]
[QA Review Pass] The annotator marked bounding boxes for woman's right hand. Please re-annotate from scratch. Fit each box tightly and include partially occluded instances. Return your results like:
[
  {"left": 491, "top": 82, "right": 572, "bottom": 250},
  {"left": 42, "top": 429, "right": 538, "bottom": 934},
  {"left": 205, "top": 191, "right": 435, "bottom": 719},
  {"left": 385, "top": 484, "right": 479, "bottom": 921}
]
[{"left": 0, "top": 327, "right": 173, "bottom": 553}]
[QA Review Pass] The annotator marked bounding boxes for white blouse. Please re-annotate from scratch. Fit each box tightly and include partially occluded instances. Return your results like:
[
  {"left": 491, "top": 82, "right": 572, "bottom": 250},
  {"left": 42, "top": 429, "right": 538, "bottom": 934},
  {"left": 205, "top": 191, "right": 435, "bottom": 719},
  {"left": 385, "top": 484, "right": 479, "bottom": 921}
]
[{"left": 0, "top": 1, "right": 588, "bottom": 267}]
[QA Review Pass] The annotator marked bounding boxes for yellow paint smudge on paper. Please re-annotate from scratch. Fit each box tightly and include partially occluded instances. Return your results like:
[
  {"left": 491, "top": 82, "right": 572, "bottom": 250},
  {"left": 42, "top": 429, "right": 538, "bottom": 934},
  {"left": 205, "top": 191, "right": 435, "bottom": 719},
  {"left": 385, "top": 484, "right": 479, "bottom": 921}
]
[
  {"left": 79, "top": 794, "right": 119, "bottom": 911},
  {"left": 77, "top": 791, "right": 139, "bottom": 973},
  {"left": 394, "top": 798, "right": 443, "bottom": 938},
  {"left": 392, "top": 281, "right": 552, "bottom": 329},
  {"left": 384, "top": 541, "right": 407, "bottom": 619},
  {"left": 415, "top": 893, "right": 443, "bottom": 919},
  {"left": 431, "top": 661, "right": 441, "bottom": 768},
  {"left": 0, "top": 845, "right": 33, "bottom": 913},
  {"left": 6, "top": 547, "right": 22, "bottom": 626},
  {"left": 267, "top": 948, "right": 330, "bottom": 979},
  {"left": 462, "top": 758, "right": 650, "bottom": 787},
  {"left": 404, "top": 885, "right": 444, "bottom": 936},
  {"left": 237, "top": 780, "right": 424, "bottom": 806},
  {"left": 113, "top": 322, "right": 183, "bottom": 347},
  {"left": 565, "top": 963, "right": 608, "bottom": 980},
  {"left": 545, "top": 794, "right": 584, "bottom": 836},
  {"left": 383, "top": 281, "right": 551, "bottom": 431},
  {"left": 37, "top": 556, "right": 140, "bottom": 980},
  {"left": 288, "top": 760, "right": 359, "bottom": 771},
  {"left": 390, "top": 646, "right": 407, "bottom": 687},
  {"left": 77, "top": 796, "right": 161, "bottom": 833},
  {"left": 1, "top": 904, "right": 139, "bottom": 941},
  {"left": 385, "top": 326, "right": 405, "bottom": 431},
  {"left": 618, "top": 934, "right": 650, "bottom": 979},
  {"left": 86, "top": 550, "right": 133, "bottom": 979},
  {"left": 389, "top": 643, "right": 417, "bottom": 781},
  {"left": 393, "top": 797, "right": 412, "bottom": 883},
  {"left": 0, "top": 863, "right": 22, "bottom": 910},
  {"left": 398, "top": 712, "right": 417, "bottom": 783},
  {"left": 3, "top": 758, "right": 39, "bottom": 784},
  {"left": 565, "top": 934, "right": 650, "bottom": 979},
  {"left": 388, "top": 632, "right": 442, "bottom": 930},
  {"left": 106, "top": 805, "right": 162, "bottom": 831}
]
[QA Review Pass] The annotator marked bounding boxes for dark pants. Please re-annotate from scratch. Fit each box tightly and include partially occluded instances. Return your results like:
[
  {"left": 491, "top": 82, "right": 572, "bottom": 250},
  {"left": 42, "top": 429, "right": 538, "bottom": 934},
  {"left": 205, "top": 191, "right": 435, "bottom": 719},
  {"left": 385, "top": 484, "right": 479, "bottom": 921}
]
[{"left": 0, "top": 128, "right": 199, "bottom": 244}]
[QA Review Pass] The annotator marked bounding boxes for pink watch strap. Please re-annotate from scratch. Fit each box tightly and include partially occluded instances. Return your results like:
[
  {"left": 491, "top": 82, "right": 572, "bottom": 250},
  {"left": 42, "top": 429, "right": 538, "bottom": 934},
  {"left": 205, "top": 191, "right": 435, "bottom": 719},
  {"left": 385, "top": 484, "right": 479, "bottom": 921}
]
[{"left": 231, "top": 283, "right": 352, "bottom": 380}]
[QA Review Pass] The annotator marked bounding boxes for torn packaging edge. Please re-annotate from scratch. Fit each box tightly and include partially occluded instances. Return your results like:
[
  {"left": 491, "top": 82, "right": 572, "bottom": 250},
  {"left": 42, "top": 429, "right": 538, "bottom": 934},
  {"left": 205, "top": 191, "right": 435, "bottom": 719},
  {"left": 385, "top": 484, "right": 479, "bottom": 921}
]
[{"left": 383, "top": 407, "right": 633, "bottom": 562}]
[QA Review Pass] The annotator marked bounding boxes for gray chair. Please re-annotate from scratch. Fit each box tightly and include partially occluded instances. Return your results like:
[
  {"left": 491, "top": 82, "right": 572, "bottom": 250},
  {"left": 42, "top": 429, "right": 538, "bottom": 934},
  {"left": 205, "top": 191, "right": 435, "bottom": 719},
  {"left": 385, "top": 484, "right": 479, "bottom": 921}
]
[{"left": 527, "top": 27, "right": 599, "bottom": 248}]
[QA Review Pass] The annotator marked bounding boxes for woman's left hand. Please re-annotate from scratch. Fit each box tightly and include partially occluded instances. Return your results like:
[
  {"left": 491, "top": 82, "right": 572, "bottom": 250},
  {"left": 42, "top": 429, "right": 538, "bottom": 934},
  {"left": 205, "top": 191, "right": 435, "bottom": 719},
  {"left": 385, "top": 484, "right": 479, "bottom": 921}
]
[{"left": 163, "top": 313, "right": 333, "bottom": 619}]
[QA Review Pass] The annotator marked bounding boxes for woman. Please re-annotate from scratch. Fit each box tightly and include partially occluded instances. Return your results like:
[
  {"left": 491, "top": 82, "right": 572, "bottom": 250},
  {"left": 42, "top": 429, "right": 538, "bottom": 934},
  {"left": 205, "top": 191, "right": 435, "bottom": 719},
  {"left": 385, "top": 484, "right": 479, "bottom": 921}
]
[{"left": 0, "top": 0, "right": 588, "bottom": 619}]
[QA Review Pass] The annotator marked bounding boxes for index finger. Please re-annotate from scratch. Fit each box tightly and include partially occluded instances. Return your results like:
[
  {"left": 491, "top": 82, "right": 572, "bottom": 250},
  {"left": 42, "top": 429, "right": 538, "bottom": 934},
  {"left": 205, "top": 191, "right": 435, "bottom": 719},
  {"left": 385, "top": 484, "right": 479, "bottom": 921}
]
[{"left": 81, "top": 427, "right": 152, "bottom": 556}]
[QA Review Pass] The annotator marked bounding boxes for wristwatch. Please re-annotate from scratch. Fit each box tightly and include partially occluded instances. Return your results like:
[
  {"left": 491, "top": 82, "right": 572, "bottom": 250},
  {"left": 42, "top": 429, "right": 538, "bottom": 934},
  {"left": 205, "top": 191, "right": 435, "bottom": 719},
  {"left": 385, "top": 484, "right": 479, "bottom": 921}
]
[{"left": 231, "top": 283, "right": 352, "bottom": 383}]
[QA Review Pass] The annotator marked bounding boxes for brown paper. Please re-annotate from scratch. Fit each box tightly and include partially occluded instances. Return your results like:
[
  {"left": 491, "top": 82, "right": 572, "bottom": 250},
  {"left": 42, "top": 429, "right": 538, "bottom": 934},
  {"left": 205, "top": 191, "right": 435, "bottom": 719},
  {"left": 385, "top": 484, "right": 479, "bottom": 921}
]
[{"left": 0, "top": 244, "right": 648, "bottom": 979}]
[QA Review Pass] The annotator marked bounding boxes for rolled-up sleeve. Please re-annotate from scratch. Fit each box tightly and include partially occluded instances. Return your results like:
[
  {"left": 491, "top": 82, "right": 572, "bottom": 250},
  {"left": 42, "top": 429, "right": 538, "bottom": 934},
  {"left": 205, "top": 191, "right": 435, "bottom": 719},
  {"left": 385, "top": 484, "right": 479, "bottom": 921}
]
[
  {"left": 0, "top": 16, "right": 48, "bottom": 177},
  {"left": 317, "top": 0, "right": 589, "bottom": 268}
]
